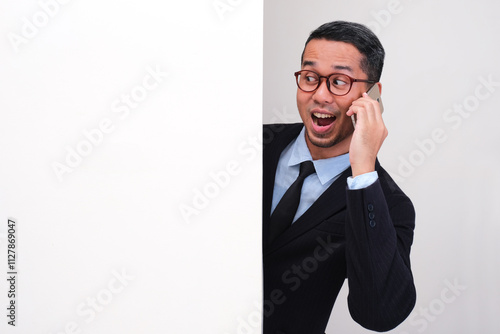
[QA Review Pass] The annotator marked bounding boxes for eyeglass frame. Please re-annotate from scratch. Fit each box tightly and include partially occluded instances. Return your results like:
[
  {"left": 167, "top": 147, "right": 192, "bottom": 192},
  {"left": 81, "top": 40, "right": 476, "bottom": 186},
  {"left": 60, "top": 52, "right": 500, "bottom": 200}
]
[{"left": 294, "top": 70, "right": 376, "bottom": 96}]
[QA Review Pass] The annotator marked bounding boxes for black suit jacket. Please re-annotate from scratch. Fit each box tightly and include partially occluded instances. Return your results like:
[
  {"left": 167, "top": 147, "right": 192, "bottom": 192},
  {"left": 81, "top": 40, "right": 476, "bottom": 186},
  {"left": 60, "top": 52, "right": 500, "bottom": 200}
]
[{"left": 263, "top": 123, "right": 416, "bottom": 334}]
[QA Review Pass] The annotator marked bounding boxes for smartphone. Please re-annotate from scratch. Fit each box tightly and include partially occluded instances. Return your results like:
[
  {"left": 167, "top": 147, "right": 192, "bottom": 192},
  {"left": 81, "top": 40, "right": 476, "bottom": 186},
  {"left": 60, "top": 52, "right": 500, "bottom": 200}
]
[
  {"left": 351, "top": 84, "right": 384, "bottom": 128},
  {"left": 367, "top": 84, "right": 384, "bottom": 113}
]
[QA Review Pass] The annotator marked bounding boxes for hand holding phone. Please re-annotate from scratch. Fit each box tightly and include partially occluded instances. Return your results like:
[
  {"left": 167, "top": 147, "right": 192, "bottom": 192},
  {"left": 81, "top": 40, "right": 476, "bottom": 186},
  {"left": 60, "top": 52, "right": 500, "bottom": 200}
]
[
  {"left": 347, "top": 83, "right": 387, "bottom": 177},
  {"left": 351, "top": 84, "right": 383, "bottom": 128}
]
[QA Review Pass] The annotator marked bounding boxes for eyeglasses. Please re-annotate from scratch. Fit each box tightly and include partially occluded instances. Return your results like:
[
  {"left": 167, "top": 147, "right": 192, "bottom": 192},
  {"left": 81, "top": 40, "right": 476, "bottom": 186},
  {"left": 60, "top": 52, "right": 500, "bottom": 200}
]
[{"left": 294, "top": 70, "right": 376, "bottom": 96}]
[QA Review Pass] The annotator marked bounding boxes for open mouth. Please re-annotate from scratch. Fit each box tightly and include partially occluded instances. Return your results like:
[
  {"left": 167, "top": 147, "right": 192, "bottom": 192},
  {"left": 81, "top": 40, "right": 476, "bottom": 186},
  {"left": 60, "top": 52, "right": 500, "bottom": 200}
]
[{"left": 312, "top": 112, "right": 336, "bottom": 127}]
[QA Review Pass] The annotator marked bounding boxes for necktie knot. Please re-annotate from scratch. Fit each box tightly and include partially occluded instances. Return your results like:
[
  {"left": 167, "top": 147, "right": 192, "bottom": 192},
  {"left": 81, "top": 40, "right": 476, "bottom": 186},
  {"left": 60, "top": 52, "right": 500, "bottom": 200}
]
[{"left": 299, "top": 160, "right": 315, "bottom": 179}]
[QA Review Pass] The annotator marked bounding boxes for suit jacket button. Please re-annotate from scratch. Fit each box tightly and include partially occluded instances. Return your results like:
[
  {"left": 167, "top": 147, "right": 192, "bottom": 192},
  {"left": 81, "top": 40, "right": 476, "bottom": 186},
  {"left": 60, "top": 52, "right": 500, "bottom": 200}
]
[
  {"left": 369, "top": 212, "right": 375, "bottom": 219},
  {"left": 369, "top": 220, "right": 376, "bottom": 227},
  {"left": 367, "top": 203, "right": 374, "bottom": 212}
]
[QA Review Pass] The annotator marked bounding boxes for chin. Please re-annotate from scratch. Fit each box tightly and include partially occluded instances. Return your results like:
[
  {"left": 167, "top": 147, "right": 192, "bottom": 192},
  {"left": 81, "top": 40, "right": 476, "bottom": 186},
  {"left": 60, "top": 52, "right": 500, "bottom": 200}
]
[
  {"left": 306, "top": 130, "right": 340, "bottom": 148},
  {"left": 305, "top": 125, "right": 353, "bottom": 152}
]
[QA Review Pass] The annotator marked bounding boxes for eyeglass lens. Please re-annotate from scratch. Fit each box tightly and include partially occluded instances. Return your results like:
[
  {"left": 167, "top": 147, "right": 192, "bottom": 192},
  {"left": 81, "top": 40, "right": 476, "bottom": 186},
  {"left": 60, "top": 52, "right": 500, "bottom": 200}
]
[{"left": 297, "top": 71, "right": 352, "bottom": 95}]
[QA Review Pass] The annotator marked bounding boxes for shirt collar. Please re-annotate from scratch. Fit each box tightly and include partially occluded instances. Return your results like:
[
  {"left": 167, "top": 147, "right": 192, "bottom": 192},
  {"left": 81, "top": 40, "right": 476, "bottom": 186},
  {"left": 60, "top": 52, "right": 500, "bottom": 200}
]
[{"left": 288, "top": 127, "right": 351, "bottom": 185}]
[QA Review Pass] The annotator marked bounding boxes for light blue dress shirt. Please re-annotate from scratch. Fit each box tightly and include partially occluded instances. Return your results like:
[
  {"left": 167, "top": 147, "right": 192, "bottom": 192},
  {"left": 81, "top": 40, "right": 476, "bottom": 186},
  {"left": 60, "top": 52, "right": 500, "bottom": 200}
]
[{"left": 271, "top": 127, "right": 378, "bottom": 223}]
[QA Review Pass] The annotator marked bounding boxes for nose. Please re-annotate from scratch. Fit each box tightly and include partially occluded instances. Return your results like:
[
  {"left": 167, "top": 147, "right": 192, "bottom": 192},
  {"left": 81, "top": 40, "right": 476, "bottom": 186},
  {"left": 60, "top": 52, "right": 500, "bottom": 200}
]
[{"left": 312, "top": 77, "right": 334, "bottom": 104}]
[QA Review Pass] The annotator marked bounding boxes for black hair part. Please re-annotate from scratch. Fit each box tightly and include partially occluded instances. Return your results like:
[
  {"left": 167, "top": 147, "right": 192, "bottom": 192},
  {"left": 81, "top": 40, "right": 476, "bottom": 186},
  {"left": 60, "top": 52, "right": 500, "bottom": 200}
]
[{"left": 301, "top": 21, "right": 385, "bottom": 82}]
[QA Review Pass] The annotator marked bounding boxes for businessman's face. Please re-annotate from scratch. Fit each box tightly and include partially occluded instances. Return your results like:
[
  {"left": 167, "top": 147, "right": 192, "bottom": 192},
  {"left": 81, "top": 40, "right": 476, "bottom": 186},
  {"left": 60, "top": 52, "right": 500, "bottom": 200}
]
[{"left": 297, "top": 39, "right": 369, "bottom": 160}]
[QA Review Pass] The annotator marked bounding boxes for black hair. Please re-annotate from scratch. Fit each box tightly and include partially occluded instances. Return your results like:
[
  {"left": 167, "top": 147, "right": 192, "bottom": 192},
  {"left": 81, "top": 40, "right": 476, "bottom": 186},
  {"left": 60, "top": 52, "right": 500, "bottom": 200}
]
[{"left": 301, "top": 21, "right": 385, "bottom": 82}]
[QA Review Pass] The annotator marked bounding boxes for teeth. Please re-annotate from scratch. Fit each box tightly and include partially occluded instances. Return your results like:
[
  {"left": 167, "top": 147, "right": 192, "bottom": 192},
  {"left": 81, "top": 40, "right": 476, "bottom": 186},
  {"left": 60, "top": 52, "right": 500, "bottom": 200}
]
[{"left": 313, "top": 113, "right": 334, "bottom": 119}]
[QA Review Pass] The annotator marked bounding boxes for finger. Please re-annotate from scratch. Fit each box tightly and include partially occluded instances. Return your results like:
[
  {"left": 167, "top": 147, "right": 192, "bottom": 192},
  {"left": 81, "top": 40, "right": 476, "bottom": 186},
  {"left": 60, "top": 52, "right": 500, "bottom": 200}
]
[
  {"left": 347, "top": 104, "right": 364, "bottom": 117},
  {"left": 346, "top": 104, "right": 358, "bottom": 116},
  {"left": 351, "top": 101, "right": 375, "bottom": 125},
  {"left": 352, "top": 97, "right": 381, "bottom": 123},
  {"left": 348, "top": 105, "right": 370, "bottom": 128},
  {"left": 365, "top": 92, "right": 383, "bottom": 119}
]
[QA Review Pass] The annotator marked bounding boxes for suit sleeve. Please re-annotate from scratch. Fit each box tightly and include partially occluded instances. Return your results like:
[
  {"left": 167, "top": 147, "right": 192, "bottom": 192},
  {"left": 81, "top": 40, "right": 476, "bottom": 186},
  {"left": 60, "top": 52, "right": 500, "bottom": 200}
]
[{"left": 344, "top": 178, "right": 416, "bottom": 332}]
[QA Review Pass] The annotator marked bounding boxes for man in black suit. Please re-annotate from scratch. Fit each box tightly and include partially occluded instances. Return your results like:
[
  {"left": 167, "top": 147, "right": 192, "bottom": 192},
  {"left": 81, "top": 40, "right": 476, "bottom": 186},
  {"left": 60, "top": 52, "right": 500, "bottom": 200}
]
[{"left": 263, "top": 21, "right": 416, "bottom": 333}]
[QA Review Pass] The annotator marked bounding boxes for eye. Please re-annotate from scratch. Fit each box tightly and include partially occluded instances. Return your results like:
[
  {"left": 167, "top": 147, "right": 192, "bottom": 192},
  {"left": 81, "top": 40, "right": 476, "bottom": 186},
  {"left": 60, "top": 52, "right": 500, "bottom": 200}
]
[
  {"left": 304, "top": 73, "right": 318, "bottom": 84},
  {"left": 331, "top": 76, "right": 348, "bottom": 86}
]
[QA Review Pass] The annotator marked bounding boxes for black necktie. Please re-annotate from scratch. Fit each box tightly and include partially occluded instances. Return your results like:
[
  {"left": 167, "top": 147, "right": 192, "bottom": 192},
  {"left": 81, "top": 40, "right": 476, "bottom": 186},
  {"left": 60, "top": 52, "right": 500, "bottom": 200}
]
[{"left": 268, "top": 161, "right": 316, "bottom": 244}]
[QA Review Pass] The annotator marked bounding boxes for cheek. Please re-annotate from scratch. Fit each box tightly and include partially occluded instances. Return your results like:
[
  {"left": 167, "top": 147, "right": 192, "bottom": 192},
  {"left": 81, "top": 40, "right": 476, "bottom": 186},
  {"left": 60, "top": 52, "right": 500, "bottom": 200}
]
[
  {"left": 296, "top": 91, "right": 309, "bottom": 113},
  {"left": 333, "top": 96, "right": 353, "bottom": 112},
  {"left": 333, "top": 98, "right": 354, "bottom": 126}
]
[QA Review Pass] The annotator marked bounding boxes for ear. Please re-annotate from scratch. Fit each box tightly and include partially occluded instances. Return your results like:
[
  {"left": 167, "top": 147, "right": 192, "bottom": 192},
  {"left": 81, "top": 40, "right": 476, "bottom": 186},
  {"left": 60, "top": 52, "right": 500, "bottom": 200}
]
[{"left": 377, "top": 82, "right": 382, "bottom": 95}]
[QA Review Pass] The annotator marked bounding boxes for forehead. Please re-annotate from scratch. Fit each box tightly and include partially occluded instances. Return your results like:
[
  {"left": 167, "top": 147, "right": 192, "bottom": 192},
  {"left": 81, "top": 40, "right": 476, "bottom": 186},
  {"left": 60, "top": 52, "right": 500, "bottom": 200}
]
[{"left": 302, "top": 39, "right": 363, "bottom": 74}]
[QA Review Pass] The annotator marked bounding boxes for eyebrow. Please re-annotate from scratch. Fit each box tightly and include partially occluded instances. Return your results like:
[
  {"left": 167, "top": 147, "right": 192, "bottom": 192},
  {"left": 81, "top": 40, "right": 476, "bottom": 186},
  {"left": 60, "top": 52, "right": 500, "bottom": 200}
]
[
  {"left": 332, "top": 65, "right": 353, "bottom": 73},
  {"left": 302, "top": 61, "right": 354, "bottom": 73}
]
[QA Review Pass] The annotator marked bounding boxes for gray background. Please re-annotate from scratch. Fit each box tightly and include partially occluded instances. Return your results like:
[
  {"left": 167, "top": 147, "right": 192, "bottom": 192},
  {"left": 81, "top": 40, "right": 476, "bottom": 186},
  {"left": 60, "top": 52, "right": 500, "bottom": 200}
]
[{"left": 264, "top": 0, "right": 500, "bottom": 333}]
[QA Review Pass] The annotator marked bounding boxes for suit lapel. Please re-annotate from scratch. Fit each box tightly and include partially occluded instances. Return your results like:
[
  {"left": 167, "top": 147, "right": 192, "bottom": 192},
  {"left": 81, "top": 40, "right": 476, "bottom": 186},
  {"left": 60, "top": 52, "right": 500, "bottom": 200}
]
[
  {"left": 263, "top": 123, "right": 304, "bottom": 247},
  {"left": 263, "top": 123, "right": 354, "bottom": 255},
  {"left": 264, "top": 166, "right": 351, "bottom": 255}
]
